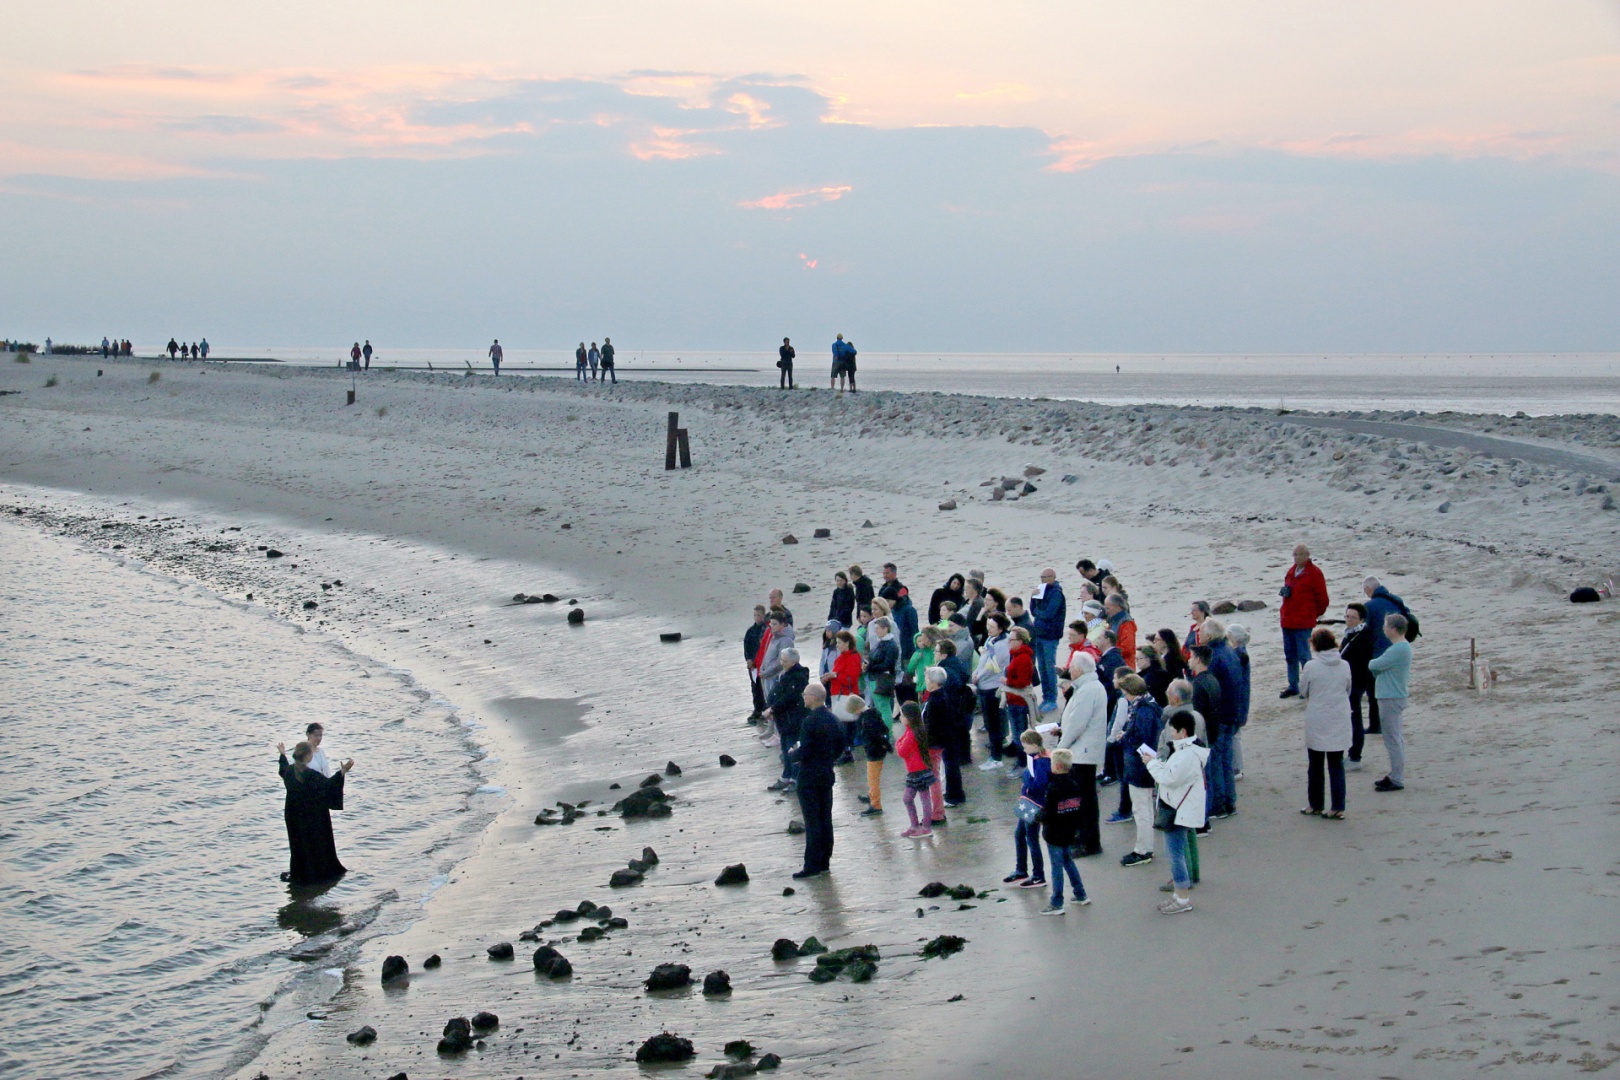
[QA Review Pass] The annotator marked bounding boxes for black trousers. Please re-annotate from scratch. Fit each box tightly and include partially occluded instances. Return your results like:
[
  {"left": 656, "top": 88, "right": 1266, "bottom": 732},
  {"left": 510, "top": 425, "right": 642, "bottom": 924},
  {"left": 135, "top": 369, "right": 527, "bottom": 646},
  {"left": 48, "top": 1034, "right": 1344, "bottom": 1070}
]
[
  {"left": 943, "top": 725, "right": 969, "bottom": 802},
  {"left": 749, "top": 671, "right": 766, "bottom": 715},
  {"left": 978, "top": 690, "right": 1005, "bottom": 761},
  {"left": 1074, "top": 764, "right": 1102, "bottom": 854},
  {"left": 1307, "top": 749, "right": 1346, "bottom": 813},
  {"left": 779, "top": 364, "right": 793, "bottom": 388},
  {"left": 797, "top": 780, "right": 835, "bottom": 872}
]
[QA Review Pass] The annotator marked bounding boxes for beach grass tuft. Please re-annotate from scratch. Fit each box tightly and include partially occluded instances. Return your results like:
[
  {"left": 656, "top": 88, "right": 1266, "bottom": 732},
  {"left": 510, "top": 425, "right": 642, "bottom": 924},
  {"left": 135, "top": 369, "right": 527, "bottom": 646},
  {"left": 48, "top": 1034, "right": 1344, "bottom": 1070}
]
[
  {"left": 375, "top": 405, "right": 388, "bottom": 417},
  {"left": 148, "top": 371, "right": 161, "bottom": 384},
  {"left": 43, "top": 375, "right": 58, "bottom": 387},
  {"left": 14, "top": 353, "right": 29, "bottom": 363}
]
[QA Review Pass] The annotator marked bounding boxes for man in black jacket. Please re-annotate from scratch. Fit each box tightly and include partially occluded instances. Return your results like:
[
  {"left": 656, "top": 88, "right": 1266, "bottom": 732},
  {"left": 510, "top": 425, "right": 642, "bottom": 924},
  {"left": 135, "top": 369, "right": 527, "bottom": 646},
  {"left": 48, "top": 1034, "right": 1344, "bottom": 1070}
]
[
  {"left": 1339, "top": 602, "right": 1376, "bottom": 767},
  {"left": 878, "top": 562, "right": 907, "bottom": 605},
  {"left": 791, "top": 683, "right": 844, "bottom": 878},
  {"left": 778, "top": 337, "right": 795, "bottom": 389},
  {"left": 743, "top": 605, "right": 768, "bottom": 721},
  {"left": 764, "top": 650, "right": 810, "bottom": 792}
]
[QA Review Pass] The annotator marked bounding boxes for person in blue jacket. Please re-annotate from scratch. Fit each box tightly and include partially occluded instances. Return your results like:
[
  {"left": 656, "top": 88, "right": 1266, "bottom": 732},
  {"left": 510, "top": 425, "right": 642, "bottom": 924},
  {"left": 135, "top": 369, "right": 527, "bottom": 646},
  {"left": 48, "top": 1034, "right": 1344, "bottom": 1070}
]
[
  {"left": 1005, "top": 730, "right": 1050, "bottom": 888},
  {"left": 1361, "top": 577, "right": 1411, "bottom": 735},
  {"left": 1028, "top": 568, "right": 1066, "bottom": 713}
]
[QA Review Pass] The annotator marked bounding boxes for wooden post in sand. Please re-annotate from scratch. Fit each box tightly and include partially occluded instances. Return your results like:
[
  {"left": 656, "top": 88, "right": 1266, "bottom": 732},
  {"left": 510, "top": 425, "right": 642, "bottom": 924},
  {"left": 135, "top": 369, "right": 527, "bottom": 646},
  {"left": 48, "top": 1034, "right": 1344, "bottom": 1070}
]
[
  {"left": 666, "top": 412, "right": 679, "bottom": 470},
  {"left": 677, "top": 428, "right": 692, "bottom": 468},
  {"left": 1468, "top": 637, "right": 1477, "bottom": 689}
]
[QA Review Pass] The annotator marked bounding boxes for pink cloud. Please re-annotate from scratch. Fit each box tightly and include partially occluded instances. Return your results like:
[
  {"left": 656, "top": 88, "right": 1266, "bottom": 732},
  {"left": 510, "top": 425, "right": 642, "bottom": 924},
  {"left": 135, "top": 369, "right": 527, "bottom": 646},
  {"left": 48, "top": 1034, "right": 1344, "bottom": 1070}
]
[{"left": 740, "top": 184, "right": 852, "bottom": 210}]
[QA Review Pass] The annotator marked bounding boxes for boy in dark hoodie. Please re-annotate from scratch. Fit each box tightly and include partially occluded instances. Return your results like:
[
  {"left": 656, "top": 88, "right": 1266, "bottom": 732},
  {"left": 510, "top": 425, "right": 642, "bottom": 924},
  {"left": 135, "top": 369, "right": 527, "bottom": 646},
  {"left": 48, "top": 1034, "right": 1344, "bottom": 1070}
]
[{"left": 854, "top": 696, "right": 891, "bottom": 816}]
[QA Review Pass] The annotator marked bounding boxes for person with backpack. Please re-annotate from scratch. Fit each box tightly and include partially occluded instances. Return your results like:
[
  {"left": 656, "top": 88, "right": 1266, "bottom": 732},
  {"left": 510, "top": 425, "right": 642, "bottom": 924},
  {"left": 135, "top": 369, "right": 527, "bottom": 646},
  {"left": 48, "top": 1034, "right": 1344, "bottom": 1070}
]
[
  {"left": 1368, "top": 613, "right": 1415, "bottom": 792},
  {"left": 1037, "top": 749, "right": 1092, "bottom": 915},
  {"left": 853, "top": 695, "right": 890, "bottom": 816}
]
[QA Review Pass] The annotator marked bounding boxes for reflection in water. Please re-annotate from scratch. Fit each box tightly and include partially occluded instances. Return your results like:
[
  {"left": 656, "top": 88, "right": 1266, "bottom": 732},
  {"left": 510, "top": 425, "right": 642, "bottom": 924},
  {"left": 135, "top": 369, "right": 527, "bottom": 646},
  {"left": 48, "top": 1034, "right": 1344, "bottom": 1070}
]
[{"left": 277, "top": 895, "right": 344, "bottom": 938}]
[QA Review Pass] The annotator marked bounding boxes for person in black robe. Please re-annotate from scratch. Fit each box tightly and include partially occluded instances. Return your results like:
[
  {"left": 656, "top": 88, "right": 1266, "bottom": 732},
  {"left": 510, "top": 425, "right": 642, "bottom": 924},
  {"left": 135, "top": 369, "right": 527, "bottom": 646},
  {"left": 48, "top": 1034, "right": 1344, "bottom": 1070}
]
[{"left": 277, "top": 740, "right": 352, "bottom": 884}]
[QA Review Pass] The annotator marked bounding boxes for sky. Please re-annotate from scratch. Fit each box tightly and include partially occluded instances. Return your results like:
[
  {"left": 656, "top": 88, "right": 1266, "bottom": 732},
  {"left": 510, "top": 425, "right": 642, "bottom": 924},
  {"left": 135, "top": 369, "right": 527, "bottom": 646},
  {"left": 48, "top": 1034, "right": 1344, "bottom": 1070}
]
[{"left": 2, "top": 1, "right": 1618, "bottom": 352}]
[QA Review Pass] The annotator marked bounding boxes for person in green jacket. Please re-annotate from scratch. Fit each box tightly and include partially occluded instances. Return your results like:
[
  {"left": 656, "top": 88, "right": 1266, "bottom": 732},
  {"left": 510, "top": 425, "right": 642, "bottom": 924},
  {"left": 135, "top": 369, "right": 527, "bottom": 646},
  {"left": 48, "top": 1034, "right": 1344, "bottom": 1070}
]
[
  {"left": 1367, "top": 613, "right": 1414, "bottom": 792},
  {"left": 903, "top": 627, "right": 938, "bottom": 716}
]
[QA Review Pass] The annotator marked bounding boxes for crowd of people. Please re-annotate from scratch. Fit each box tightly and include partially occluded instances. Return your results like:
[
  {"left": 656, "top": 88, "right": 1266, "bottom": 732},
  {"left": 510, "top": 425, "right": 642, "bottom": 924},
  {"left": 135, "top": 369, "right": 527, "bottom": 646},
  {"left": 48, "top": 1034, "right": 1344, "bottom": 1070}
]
[
  {"left": 742, "top": 550, "right": 1419, "bottom": 911},
  {"left": 573, "top": 339, "right": 617, "bottom": 383},
  {"left": 772, "top": 334, "right": 858, "bottom": 391}
]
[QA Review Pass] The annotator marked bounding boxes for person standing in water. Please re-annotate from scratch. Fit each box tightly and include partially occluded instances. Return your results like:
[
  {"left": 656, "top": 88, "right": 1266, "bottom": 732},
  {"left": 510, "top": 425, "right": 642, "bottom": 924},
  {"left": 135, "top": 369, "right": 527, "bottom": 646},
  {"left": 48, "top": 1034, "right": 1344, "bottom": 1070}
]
[
  {"left": 277, "top": 739, "right": 353, "bottom": 884},
  {"left": 488, "top": 339, "right": 503, "bottom": 375},
  {"left": 599, "top": 337, "right": 616, "bottom": 384}
]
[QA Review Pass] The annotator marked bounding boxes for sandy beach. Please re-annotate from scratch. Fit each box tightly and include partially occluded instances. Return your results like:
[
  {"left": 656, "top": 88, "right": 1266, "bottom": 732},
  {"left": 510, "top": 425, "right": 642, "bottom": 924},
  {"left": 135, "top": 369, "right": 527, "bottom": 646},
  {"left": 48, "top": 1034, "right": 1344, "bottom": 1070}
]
[{"left": 2, "top": 354, "right": 1617, "bottom": 1079}]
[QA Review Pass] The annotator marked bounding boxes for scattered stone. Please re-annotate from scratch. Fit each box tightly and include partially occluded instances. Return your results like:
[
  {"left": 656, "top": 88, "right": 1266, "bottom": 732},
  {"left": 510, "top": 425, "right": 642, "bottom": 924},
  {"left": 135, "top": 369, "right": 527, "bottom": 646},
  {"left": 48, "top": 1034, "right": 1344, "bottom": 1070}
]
[
  {"left": 861, "top": 519, "right": 874, "bottom": 528},
  {"left": 605, "top": 917, "right": 629, "bottom": 929},
  {"left": 470, "top": 1011, "right": 499, "bottom": 1030},
  {"left": 532, "top": 946, "right": 572, "bottom": 977},
  {"left": 782, "top": 887, "right": 795, "bottom": 896},
  {"left": 1210, "top": 600, "right": 1237, "bottom": 615},
  {"left": 714, "top": 863, "right": 749, "bottom": 886},
  {"left": 566, "top": 607, "right": 586, "bottom": 624},
  {"left": 610, "top": 868, "right": 644, "bottom": 888},
  {"left": 641, "top": 846, "right": 659, "bottom": 865},
  {"left": 785, "top": 820, "right": 805, "bottom": 835},
  {"left": 627, "top": 858, "right": 650, "bottom": 874},
  {"left": 636, "top": 1033, "right": 696, "bottom": 1063},
  {"left": 791, "top": 582, "right": 811, "bottom": 593},
  {"left": 1236, "top": 599, "right": 1267, "bottom": 612},
  {"left": 938, "top": 499, "right": 957, "bottom": 511},
  {"left": 990, "top": 487, "right": 1005, "bottom": 501},
  {"left": 644, "top": 963, "right": 692, "bottom": 991},
  {"left": 945, "top": 884, "right": 976, "bottom": 901},
  {"left": 265, "top": 549, "right": 284, "bottom": 559},
  {"left": 921, "top": 934, "right": 967, "bottom": 959},
  {"left": 725, "top": 1039, "right": 755, "bottom": 1057},
  {"left": 702, "top": 969, "right": 733, "bottom": 995},
  {"left": 609, "top": 782, "right": 622, "bottom": 789},
  {"left": 758, "top": 1053, "right": 783, "bottom": 1070},
  {"left": 719, "top": 754, "right": 737, "bottom": 767},
  {"left": 771, "top": 938, "right": 801, "bottom": 960},
  {"left": 917, "top": 882, "right": 948, "bottom": 899},
  {"left": 781, "top": 534, "right": 797, "bottom": 545},
  {"left": 513, "top": 593, "right": 527, "bottom": 602},
  {"left": 665, "top": 761, "right": 682, "bottom": 776},
  {"left": 1061, "top": 474, "right": 1079, "bottom": 483},
  {"left": 1437, "top": 500, "right": 1452, "bottom": 513},
  {"left": 797, "top": 936, "right": 828, "bottom": 956},
  {"left": 614, "top": 787, "right": 671, "bottom": 818},
  {"left": 1570, "top": 586, "right": 1601, "bottom": 603},
  {"left": 553, "top": 908, "right": 581, "bottom": 922},
  {"left": 660, "top": 632, "right": 683, "bottom": 642},
  {"left": 346, "top": 1025, "right": 377, "bottom": 1045},
  {"left": 810, "top": 945, "right": 880, "bottom": 982},
  {"left": 1021, "top": 483, "right": 1037, "bottom": 495},
  {"left": 423, "top": 953, "right": 441, "bottom": 969},
  {"left": 812, "top": 528, "right": 832, "bottom": 538},
  {"left": 846, "top": 959, "right": 877, "bottom": 982},
  {"left": 640, "top": 773, "right": 664, "bottom": 788},
  {"left": 1023, "top": 465, "right": 1046, "bottom": 477},
  {"left": 486, "top": 942, "right": 514, "bottom": 960},
  {"left": 575, "top": 899, "right": 598, "bottom": 916},
  {"left": 708, "top": 1064, "right": 757, "bottom": 1079},
  {"left": 522, "top": 594, "right": 544, "bottom": 604},
  {"left": 381, "top": 955, "right": 408, "bottom": 983},
  {"left": 438, "top": 1017, "right": 473, "bottom": 1054},
  {"left": 302, "top": 600, "right": 319, "bottom": 610},
  {"left": 578, "top": 925, "right": 606, "bottom": 942},
  {"left": 592, "top": 904, "right": 612, "bottom": 919}
]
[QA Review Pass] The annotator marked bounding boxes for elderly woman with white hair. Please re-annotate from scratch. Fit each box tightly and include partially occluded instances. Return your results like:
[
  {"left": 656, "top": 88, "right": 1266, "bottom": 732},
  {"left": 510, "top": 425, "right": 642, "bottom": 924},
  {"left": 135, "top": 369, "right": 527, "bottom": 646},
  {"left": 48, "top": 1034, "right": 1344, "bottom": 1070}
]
[
  {"left": 1056, "top": 652, "right": 1107, "bottom": 856},
  {"left": 1226, "top": 623, "right": 1254, "bottom": 780},
  {"left": 921, "top": 667, "right": 954, "bottom": 827}
]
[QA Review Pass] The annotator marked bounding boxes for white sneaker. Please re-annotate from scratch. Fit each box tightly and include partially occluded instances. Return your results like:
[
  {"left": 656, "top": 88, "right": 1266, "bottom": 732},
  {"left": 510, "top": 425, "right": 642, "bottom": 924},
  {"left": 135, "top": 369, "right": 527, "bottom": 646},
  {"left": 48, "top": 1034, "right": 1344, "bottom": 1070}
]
[
  {"left": 1233, "top": 771, "right": 1245, "bottom": 781},
  {"left": 976, "top": 759, "right": 1002, "bottom": 772}
]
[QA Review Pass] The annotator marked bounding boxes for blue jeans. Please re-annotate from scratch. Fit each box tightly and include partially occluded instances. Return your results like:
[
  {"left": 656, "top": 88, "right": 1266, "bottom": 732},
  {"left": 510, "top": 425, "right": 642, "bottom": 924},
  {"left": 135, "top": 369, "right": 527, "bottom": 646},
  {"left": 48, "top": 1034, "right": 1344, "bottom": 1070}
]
[
  {"left": 1164, "top": 825, "right": 1192, "bottom": 890},
  {"left": 1034, "top": 637, "right": 1060, "bottom": 709},
  {"left": 1208, "top": 727, "right": 1236, "bottom": 816},
  {"left": 1006, "top": 702, "right": 1030, "bottom": 764},
  {"left": 1282, "top": 627, "right": 1312, "bottom": 691},
  {"left": 1045, "top": 843, "right": 1087, "bottom": 906},
  {"left": 1014, "top": 820, "right": 1045, "bottom": 879}
]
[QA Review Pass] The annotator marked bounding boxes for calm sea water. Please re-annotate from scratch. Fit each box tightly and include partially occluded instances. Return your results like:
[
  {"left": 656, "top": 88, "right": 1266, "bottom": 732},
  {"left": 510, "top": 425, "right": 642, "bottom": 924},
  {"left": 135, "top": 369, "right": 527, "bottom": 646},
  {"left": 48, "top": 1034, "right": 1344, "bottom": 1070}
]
[
  {"left": 0, "top": 519, "right": 483, "bottom": 1080},
  {"left": 202, "top": 349, "right": 1620, "bottom": 415}
]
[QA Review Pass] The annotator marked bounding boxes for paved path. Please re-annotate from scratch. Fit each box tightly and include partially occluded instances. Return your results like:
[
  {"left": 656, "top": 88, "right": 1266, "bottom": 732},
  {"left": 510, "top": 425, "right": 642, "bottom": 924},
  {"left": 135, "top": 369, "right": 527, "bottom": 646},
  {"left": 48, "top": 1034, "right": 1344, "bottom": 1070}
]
[{"left": 1251, "top": 414, "right": 1620, "bottom": 480}]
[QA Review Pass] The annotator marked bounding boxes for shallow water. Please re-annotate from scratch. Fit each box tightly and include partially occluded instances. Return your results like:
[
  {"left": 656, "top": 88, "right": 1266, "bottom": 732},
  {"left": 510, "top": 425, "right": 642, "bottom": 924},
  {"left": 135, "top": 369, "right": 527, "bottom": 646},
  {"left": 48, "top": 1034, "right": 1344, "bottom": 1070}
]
[
  {"left": 207, "top": 349, "right": 1620, "bottom": 415},
  {"left": 0, "top": 519, "right": 484, "bottom": 1080}
]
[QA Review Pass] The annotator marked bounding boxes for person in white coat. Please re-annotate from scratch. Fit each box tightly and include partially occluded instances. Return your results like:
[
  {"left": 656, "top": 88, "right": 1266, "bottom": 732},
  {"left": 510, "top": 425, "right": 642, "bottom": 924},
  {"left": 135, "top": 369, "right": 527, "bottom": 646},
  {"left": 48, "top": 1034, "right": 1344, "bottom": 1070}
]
[
  {"left": 1141, "top": 711, "right": 1209, "bottom": 914},
  {"left": 1297, "top": 627, "right": 1353, "bottom": 818},
  {"left": 1055, "top": 654, "right": 1108, "bottom": 855},
  {"left": 303, "top": 722, "right": 334, "bottom": 777}
]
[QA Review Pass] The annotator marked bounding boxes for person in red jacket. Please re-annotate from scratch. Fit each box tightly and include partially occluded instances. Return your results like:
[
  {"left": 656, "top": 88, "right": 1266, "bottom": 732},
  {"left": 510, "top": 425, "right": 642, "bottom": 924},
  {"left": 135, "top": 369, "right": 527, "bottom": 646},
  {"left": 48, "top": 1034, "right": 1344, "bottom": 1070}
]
[
  {"left": 1279, "top": 543, "right": 1330, "bottom": 698},
  {"left": 1003, "top": 628, "right": 1038, "bottom": 765}
]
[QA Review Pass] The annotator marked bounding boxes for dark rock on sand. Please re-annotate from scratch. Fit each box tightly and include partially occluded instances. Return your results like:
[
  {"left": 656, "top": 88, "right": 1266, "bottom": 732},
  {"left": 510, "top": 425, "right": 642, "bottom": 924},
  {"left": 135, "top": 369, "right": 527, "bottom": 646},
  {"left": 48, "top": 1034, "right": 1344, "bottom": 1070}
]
[
  {"left": 771, "top": 938, "right": 800, "bottom": 960},
  {"left": 921, "top": 934, "right": 967, "bottom": 959},
  {"left": 846, "top": 958, "right": 877, "bottom": 982},
  {"left": 438, "top": 1017, "right": 473, "bottom": 1053},
  {"left": 797, "top": 936, "right": 827, "bottom": 956},
  {"left": 792, "top": 582, "right": 811, "bottom": 593},
  {"left": 813, "top": 528, "right": 832, "bottom": 538},
  {"left": 381, "top": 955, "right": 408, "bottom": 983},
  {"left": 782, "top": 887, "right": 795, "bottom": 896},
  {"left": 635, "top": 1033, "right": 696, "bottom": 1063},
  {"left": 644, "top": 963, "right": 692, "bottom": 991},
  {"left": 1571, "top": 586, "right": 1602, "bottom": 603},
  {"left": 1021, "top": 483, "right": 1037, "bottom": 495},
  {"left": 532, "top": 946, "right": 572, "bottom": 977},
  {"left": 591, "top": 904, "right": 612, "bottom": 919},
  {"left": 486, "top": 942, "right": 514, "bottom": 960},
  {"left": 708, "top": 1065, "right": 757, "bottom": 1079},
  {"left": 553, "top": 908, "right": 581, "bottom": 922},
  {"left": 702, "top": 969, "right": 732, "bottom": 995},
  {"left": 640, "top": 773, "right": 664, "bottom": 788},
  {"left": 862, "top": 519, "right": 874, "bottom": 528},
  {"left": 614, "top": 787, "right": 671, "bottom": 818},
  {"left": 609, "top": 782, "right": 621, "bottom": 789},
  {"left": 1236, "top": 599, "right": 1268, "bottom": 612},
  {"left": 726, "top": 1039, "right": 755, "bottom": 1057},
  {"left": 423, "top": 953, "right": 441, "bottom": 968},
  {"left": 758, "top": 1052, "right": 783, "bottom": 1069},
  {"left": 665, "top": 760, "right": 683, "bottom": 776},
  {"left": 471, "top": 1011, "right": 499, "bottom": 1030},
  {"left": 513, "top": 593, "right": 527, "bottom": 602},
  {"left": 647, "top": 801, "right": 673, "bottom": 818},
  {"left": 605, "top": 917, "right": 629, "bottom": 929},
  {"left": 1211, "top": 600, "right": 1237, "bottom": 615},
  {"left": 719, "top": 754, "right": 736, "bottom": 767},
  {"left": 576, "top": 900, "right": 598, "bottom": 915},
  {"left": 714, "top": 863, "right": 749, "bottom": 886},
  {"left": 660, "top": 631, "right": 683, "bottom": 642},
  {"left": 627, "top": 858, "right": 650, "bottom": 874},
  {"left": 938, "top": 499, "right": 957, "bottom": 511},
  {"left": 266, "top": 549, "right": 284, "bottom": 558},
  {"left": 641, "top": 846, "right": 660, "bottom": 865},
  {"left": 785, "top": 820, "right": 805, "bottom": 835},
  {"left": 523, "top": 594, "right": 544, "bottom": 604},
  {"left": 346, "top": 1025, "right": 377, "bottom": 1045},
  {"left": 302, "top": 600, "right": 319, "bottom": 610},
  {"left": 810, "top": 945, "right": 880, "bottom": 982},
  {"left": 945, "top": 884, "right": 976, "bottom": 901},
  {"left": 917, "top": 882, "right": 948, "bottom": 898},
  {"left": 781, "top": 534, "right": 797, "bottom": 545},
  {"left": 610, "top": 868, "right": 644, "bottom": 887},
  {"left": 1023, "top": 465, "right": 1046, "bottom": 477},
  {"left": 567, "top": 607, "right": 586, "bottom": 624},
  {"left": 577, "top": 925, "right": 606, "bottom": 942}
]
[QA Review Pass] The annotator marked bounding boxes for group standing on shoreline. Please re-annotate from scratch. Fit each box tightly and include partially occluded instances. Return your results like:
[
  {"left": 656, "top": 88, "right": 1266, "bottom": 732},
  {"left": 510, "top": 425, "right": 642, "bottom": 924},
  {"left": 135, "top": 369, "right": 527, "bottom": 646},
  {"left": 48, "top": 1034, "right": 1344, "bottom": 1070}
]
[{"left": 743, "top": 548, "right": 1419, "bottom": 912}]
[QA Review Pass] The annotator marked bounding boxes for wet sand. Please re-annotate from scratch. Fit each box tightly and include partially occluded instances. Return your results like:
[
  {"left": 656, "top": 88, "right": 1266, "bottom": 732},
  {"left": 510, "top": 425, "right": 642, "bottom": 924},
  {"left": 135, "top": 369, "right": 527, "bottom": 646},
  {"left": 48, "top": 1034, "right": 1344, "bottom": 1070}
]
[{"left": 1, "top": 356, "right": 1616, "bottom": 1078}]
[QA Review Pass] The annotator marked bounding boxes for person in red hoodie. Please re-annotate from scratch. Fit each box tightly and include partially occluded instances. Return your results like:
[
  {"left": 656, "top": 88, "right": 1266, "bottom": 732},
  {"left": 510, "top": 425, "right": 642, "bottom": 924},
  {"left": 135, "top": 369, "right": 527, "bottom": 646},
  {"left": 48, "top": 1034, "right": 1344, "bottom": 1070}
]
[
  {"left": 822, "top": 630, "right": 865, "bottom": 762},
  {"left": 1003, "top": 627, "right": 1038, "bottom": 766},
  {"left": 1278, "top": 543, "right": 1330, "bottom": 699}
]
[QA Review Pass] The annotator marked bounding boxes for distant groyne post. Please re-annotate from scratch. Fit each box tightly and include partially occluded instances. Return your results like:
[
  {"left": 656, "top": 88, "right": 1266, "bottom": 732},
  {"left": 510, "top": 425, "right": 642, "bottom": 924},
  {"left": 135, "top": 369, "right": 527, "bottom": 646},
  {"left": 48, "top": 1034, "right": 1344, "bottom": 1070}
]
[{"left": 666, "top": 412, "right": 691, "bottom": 470}]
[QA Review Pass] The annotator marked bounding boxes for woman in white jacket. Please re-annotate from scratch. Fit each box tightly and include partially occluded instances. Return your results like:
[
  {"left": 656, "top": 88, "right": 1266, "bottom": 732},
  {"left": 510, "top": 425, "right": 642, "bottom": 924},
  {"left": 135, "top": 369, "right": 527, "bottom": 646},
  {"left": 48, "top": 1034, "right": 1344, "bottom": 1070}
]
[
  {"left": 1297, "top": 627, "right": 1353, "bottom": 818},
  {"left": 1141, "top": 711, "right": 1208, "bottom": 914}
]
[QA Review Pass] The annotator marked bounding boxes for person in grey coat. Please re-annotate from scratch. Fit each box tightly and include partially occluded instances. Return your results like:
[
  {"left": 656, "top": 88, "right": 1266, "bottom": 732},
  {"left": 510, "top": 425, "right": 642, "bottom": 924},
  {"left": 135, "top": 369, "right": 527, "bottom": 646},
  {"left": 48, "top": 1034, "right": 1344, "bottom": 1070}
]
[
  {"left": 1298, "top": 627, "right": 1353, "bottom": 817},
  {"left": 758, "top": 611, "right": 796, "bottom": 699}
]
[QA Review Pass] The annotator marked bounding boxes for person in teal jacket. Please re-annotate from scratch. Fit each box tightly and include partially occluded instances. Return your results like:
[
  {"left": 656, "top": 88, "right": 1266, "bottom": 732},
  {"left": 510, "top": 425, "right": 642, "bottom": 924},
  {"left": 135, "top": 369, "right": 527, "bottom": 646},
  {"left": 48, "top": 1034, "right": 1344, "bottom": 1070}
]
[{"left": 1367, "top": 613, "right": 1413, "bottom": 792}]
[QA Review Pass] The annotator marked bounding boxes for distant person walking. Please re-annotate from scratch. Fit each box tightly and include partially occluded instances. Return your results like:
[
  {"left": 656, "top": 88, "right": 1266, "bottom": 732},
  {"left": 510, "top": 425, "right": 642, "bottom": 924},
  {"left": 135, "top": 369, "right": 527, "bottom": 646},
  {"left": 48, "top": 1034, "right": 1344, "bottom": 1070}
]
[
  {"left": 599, "top": 337, "right": 616, "bottom": 384},
  {"left": 830, "top": 333, "right": 858, "bottom": 391},
  {"left": 1278, "top": 543, "right": 1329, "bottom": 698},
  {"left": 778, "top": 337, "right": 796, "bottom": 389},
  {"left": 101, "top": 336, "right": 110, "bottom": 358},
  {"left": 488, "top": 339, "right": 503, "bottom": 376},
  {"left": 588, "top": 342, "right": 600, "bottom": 380},
  {"left": 361, "top": 340, "right": 371, "bottom": 369},
  {"left": 200, "top": 338, "right": 210, "bottom": 360},
  {"left": 350, "top": 342, "right": 362, "bottom": 370},
  {"left": 1368, "top": 613, "right": 1414, "bottom": 792},
  {"left": 575, "top": 343, "right": 588, "bottom": 382},
  {"left": 167, "top": 338, "right": 178, "bottom": 358}
]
